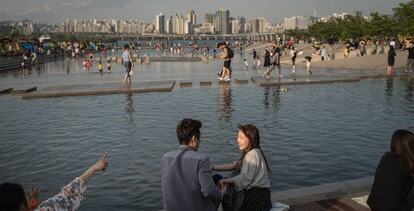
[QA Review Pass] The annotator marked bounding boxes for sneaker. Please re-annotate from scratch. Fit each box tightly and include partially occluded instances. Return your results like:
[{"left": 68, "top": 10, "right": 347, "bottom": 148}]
[
  {"left": 278, "top": 75, "right": 283, "bottom": 78},
  {"left": 217, "top": 77, "right": 223, "bottom": 80},
  {"left": 224, "top": 77, "right": 231, "bottom": 81},
  {"left": 266, "top": 75, "right": 271, "bottom": 79},
  {"left": 404, "top": 70, "right": 409, "bottom": 73}
]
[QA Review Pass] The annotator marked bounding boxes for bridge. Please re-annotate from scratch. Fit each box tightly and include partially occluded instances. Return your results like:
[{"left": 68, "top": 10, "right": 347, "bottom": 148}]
[{"left": 93, "top": 33, "right": 283, "bottom": 42}]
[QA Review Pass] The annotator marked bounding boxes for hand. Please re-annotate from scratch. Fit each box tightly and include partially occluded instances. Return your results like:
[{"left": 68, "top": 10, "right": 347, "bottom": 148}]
[
  {"left": 218, "top": 179, "right": 226, "bottom": 190},
  {"left": 93, "top": 153, "right": 109, "bottom": 172},
  {"left": 27, "top": 187, "right": 40, "bottom": 209}
]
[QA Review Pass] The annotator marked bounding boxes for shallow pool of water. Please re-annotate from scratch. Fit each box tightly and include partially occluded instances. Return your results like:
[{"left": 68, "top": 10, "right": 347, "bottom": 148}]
[{"left": 1, "top": 77, "right": 414, "bottom": 210}]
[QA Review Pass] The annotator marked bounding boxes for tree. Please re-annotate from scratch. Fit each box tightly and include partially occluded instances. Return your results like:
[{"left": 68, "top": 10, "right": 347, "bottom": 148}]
[{"left": 393, "top": 0, "right": 414, "bottom": 36}]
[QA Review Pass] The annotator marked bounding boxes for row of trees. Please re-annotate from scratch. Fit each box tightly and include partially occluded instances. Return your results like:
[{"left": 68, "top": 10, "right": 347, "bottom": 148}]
[{"left": 286, "top": 0, "right": 414, "bottom": 42}]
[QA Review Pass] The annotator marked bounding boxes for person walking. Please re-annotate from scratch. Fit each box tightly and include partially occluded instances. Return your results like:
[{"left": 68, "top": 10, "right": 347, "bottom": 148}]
[
  {"left": 263, "top": 49, "right": 271, "bottom": 78},
  {"left": 403, "top": 41, "right": 414, "bottom": 73},
  {"left": 122, "top": 44, "right": 133, "bottom": 83},
  {"left": 265, "top": 46, "right": 281, "bottom": 78},
  {"left": 387, "top": 45, "right": 397, "bottom": 76}
]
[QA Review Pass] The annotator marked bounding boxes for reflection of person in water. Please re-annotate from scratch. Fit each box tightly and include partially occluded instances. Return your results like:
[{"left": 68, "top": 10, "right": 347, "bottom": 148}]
[
  {"left": 125, "top": 94, "right": 135, "bottom": 113},
  {"left": 218, "top": 84, "right": 232, "bottom": 122},
  {"left": 263, "top": 87, "right": 281, "bottom": 112},
  {"left": 385, "top": 77, "right": 394, "bottom": 98},
  {"left": 402, "top": 78, "right": 414, "bottom": 102},
  {"left": 124, "top": 94, "right": 135, "bottom": 126}
]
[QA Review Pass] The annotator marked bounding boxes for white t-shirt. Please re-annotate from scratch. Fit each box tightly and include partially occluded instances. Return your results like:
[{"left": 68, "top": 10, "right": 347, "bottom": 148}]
[
  {"left": 390, "top": 41, "right": 396, "bottom": 48},
  {"left": 290, "top": 50, "right": 296, "bottom": 59}
]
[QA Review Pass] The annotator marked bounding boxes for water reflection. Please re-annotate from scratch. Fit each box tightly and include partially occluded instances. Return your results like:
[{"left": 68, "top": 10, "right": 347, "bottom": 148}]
[
  {"left": 124, "top": 94, "right": 135, "bottom": 126},
  {"left": 402, "top": 78, "right": 414, "bottom": 102},
  {"left": 263, "top": 86, "right": 281, "bottom": 112},
  {"left": 385, "top": 77, "right": 394, "bottom": 97},
  {"left": 218, "top": 83, "right": 232, "bottom": 122}
]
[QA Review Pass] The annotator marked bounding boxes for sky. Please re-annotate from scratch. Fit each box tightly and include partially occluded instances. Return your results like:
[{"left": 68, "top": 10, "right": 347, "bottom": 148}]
[{"left": 0, "top": 0, "right": 409, "bottom": 24}]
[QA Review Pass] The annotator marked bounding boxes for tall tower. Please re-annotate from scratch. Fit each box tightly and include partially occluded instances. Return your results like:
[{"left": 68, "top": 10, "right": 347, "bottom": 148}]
[
  {"left": 156, "top": 13, "right": 165, "bottom": 34},
  {"left": 187, "top": 10, "right": 197, "bottom": 25},
  {"left": 215, "top": 9, "right": 230, "bottom": 34}
]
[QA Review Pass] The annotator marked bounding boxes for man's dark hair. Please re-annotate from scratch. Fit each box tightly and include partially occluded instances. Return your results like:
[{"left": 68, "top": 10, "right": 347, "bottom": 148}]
[
  {"left": 124, "top": 44, "right": 130, "bottom": 49},
  {"left": 216, "top": 42, "right": 226, "bottom": 48},
  {"left": 176, "top": 119, "right": 202, "bottom": 145}
]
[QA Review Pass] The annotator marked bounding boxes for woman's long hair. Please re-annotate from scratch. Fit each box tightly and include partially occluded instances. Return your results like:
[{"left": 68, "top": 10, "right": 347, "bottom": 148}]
[
  {"left": 238, "top": 124, "right": 271, "bottom": 172},
  {"left": 0, "top": 182, "right": 28, "bottom": 211},
  {"left": 391, "top": 129, "right": 414, "bottom": 177}
]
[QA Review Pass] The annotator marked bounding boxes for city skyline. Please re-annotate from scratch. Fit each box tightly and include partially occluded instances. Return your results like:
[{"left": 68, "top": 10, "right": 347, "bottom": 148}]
[{"left": 0, "top": 0, "right": 407, "bottom": 24}]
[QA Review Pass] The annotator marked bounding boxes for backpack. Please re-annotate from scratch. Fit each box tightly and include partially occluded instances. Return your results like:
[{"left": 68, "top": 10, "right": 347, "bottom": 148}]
[{"left": 227, "top": 47, "right": 234, "bottom": 59}]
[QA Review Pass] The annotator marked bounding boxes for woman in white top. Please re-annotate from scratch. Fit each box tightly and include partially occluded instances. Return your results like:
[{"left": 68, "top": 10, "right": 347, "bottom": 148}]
[{"left": 214, "top": 124, "right": 272, "bottom": 211}]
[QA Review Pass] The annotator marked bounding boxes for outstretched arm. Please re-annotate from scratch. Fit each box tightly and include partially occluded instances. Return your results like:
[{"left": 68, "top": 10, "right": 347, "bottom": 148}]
[
  {"left": 34, "top": 153, "right": 109, "bottom": 211},
  {"left": 79, "top": 153, "right": 109, "bottom": 184}
]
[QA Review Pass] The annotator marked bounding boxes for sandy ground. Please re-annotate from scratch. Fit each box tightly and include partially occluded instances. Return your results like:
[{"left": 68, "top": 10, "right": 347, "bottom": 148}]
[{"left": 246, "top": 42, "right": 409, "bottom": 71}]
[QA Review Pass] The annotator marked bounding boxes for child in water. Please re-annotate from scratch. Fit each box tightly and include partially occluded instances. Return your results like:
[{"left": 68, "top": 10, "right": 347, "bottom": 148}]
[
  {"left": 304, "top": 56, "right": 312, "bottom": 75},
  {"left": 106, "top": 60, "right": 111, "bottom": 72},
  {"left": 98, "top": 61, "right": 103, "bottom": 73},
  {"left": 243, "top": 59, "right": 249, "bottom": 69}
]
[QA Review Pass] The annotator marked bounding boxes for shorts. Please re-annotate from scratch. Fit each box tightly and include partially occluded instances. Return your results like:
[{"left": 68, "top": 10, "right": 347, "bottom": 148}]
[
  {"left": 224, "top": 60, "right": 231, "bottom": 69},
  {"left": 124, "top": 61, "right": 132, "bottom": 73}
]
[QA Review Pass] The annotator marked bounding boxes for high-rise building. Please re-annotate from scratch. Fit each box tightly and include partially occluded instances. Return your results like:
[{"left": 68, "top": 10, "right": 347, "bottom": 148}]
[
  {"left": 214, "top": 9, "right": 230, "bottom": 34},
  {"left": 166, "top": 17, "right": 173, "bottom": 34},
  {"left": 250, "top": 17, "right": 265, "bottom": 33},
  {"left": 283, "top": 16, "right": 315, "bottom": 30},
  {"left": 185, "top": 20, "right": 193, "bottom": 34},
  {"left": 172, "top": 14, "right": 185, "bottom": 34},
  {"left": 156, "top": 13, "right": 165, "bottom": 34},
  {"left": 187, "top": 10, "right": 196, "bottom": 25},
  {"left": 231, "top": 19, "right": 240, "bottom": 34},
  {"left": 205, "top": 13, "right": 214, "bottom": 24}
]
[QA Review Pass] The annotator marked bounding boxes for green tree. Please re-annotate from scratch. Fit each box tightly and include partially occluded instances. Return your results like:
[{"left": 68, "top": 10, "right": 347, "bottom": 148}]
[{"left": 393, "top": 0, "right": 414, "bottom": 36}]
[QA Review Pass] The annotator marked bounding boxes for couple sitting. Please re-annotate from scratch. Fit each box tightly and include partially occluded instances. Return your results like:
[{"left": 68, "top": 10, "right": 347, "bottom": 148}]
[{"left": 161, "top": 118, "right": 272, "bottom": 211}]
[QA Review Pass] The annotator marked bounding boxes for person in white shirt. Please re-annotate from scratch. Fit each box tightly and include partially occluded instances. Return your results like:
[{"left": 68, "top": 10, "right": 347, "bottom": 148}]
[{"left": 213, "top": 124, "right": 272, "bottom": 211}]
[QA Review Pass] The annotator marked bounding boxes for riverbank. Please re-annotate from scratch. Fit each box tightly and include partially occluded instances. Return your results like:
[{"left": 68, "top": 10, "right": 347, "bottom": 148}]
[{"left": 294, "top": 50, "right": 409, "bottom": 71}]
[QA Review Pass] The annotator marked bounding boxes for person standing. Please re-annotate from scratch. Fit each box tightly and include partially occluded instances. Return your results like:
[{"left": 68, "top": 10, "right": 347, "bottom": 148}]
[
  {"left": 252, "top": 49, "right": 257, "bottom": 66},
  {"left": 403, "top": 41, "right": 414, "bottom": 73},
  {"left": 161, "top": 119, "right": 225, "bottom": 211},
  {"left": 305, "top": 56, "right": 312, "bottom": 75},
  {"left": 387, "top": 46, "right": 397, "bottom": 76},
  {"left": 122, "top": 44, "right": 133, "bottom": 83},
  {"left": 106, "top": 60, "right": 111, "bottom": 72},
  {"left": 290, "top": 46, "right": 297, "bottom": 73},
  {"left": 359, "top": 41, "right": 366, "bottom": 56},
  {"left": 218, "top": 42, "right": 232, "bottom": 81},
  {"left": 263, "top": 49, "right": 271, "bottom": 78},
  {"left": 321, "top": 46, "right": 327, "bottom": 61}
]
